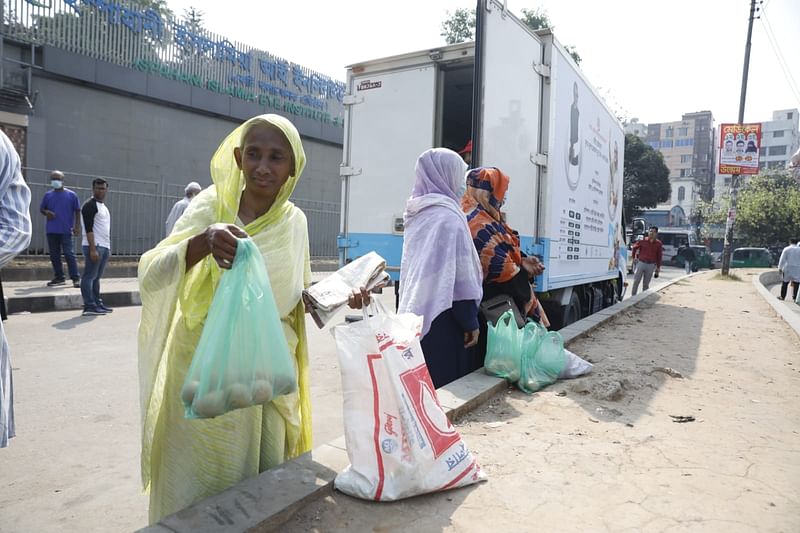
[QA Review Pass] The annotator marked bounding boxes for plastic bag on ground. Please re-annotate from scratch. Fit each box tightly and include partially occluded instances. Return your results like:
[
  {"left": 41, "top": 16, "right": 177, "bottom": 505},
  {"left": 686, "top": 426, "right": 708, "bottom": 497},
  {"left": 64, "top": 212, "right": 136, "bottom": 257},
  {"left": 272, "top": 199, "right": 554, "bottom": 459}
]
[
  {"left": 303, "top": 251, "right": 391, "bottom": 328},
  {"left": 484, "top": 309, "right": 523, "bottom": 382},
  {"left": 558, "top": 349, "right": 593, "bottom": 379},
  {"left": 333, "top": 302, "right": 487, "bottom": 501},
  {"left": 518, "top": 327, "right": 567, "bottom": 394},
  {"left": 181, "top": 238, "right": 297, "bottom": 419}
]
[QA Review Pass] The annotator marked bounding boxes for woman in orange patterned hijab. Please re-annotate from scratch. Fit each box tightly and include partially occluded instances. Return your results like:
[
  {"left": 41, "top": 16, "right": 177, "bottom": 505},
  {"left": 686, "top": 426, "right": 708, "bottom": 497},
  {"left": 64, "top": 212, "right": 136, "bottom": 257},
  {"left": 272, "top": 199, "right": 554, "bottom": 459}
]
[{"left": 461, "top": 167, "right": 545, "bottom": 319}]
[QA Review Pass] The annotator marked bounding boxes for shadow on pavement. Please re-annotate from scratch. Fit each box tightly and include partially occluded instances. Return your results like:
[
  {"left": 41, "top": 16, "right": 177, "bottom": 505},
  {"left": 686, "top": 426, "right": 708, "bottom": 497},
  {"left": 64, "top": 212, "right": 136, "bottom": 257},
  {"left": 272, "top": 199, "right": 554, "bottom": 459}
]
[
  {"left": 283, "top": 479, "right": 480, "bottom": 532},
  {"left": 549, "top": 294, "right": 705, "bottom": 425},
  {"left": 52, "top": 315, "right": 99, "bottom": 330}
]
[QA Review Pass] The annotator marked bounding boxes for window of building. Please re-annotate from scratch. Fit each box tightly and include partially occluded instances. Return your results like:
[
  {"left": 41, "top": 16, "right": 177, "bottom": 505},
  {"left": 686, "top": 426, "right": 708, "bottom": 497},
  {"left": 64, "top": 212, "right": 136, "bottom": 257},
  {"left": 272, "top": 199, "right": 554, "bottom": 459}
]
[
  {"left": 774, "top": 130, "right": 785, "bottom": 138},
  {"left": 769, "top": 161, "right": 784, "bottom": 169},
  {"left": 769, "top": 145, "right": 787, "bottom": 156},
  {"left": 678, "top": 127, "right": 688, "bottom": 136},
  {"left": 661, "top": 139, "right": 673, "bottom": 149},
  {"left": 678, "top": 186, "right": 686, "bottom": 201},
  {"left": 680, "top": 154, "right": 691, "bottom": 163},
  {"left": 680, "top": 169, "right": 690, "bottom": 177},
  {"left": 665, "top": 127, "right": 674, "bottom": 138},
  {"left": 648, "top": 141, "right": 659, "bottom": 149},
  {"left": 789, "top": 112, "right": 794, "bottom": 120}
]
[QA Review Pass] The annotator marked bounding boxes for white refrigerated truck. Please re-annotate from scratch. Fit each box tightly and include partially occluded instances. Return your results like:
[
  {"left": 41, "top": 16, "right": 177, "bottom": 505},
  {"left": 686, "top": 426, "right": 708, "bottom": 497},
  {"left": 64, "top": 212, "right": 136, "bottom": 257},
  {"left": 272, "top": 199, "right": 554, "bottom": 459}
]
[{"left": 338, "top": 0, "right": 627, "bottom": 329}]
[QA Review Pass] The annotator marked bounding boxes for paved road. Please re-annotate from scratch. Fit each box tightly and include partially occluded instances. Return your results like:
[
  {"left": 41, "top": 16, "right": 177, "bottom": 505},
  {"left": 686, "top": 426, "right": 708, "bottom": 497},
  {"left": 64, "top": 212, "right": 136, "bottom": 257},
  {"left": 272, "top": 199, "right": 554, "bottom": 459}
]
[
  {"left": 622, "top": 264, "right": 686, "bottom": 299},
  {"left": 0, "top": 269, "right": 688, "bottom": 532},
  {"left": 0, "top": 290, "right": 395, "bottom": 533}
]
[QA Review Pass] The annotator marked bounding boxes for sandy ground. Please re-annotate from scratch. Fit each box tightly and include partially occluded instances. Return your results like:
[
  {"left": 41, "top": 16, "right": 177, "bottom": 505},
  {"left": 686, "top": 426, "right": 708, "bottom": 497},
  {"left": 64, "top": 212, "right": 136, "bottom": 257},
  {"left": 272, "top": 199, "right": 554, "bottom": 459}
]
[{"left": 285, "top": 271, "right": 800, "bottom": 532}]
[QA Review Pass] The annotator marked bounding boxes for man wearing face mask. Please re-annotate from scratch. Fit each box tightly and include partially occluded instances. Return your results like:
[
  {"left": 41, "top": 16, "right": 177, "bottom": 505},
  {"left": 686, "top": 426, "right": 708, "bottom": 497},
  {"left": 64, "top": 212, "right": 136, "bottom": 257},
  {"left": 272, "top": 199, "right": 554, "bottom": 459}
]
[{"left": 40, "top": 170, "right": 81, "bottom": 287}]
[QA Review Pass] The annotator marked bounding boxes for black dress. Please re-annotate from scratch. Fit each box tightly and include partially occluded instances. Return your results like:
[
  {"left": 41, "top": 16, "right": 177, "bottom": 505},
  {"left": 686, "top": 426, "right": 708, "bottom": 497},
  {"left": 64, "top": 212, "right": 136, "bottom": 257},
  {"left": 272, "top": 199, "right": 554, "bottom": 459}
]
[{"left": 420, "top": 300, "right": 479, "bottom": 389}]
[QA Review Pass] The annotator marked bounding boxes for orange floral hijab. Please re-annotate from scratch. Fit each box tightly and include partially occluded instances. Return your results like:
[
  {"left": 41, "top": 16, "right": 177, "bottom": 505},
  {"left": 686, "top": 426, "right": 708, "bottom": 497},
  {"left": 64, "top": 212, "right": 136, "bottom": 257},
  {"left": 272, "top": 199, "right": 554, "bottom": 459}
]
[{"left": 461, "top": 167, "right": 522, "bottom": 284}]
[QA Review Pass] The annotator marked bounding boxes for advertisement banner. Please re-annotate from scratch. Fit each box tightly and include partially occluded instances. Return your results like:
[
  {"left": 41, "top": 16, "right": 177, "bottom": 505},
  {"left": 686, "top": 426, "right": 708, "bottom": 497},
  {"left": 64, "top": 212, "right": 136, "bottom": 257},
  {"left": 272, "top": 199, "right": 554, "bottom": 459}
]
[
  {"left": 718, "top": 123, "right": 762, "bottom": 175},
  {"left": 549, "top": 46, "right": 624, "bottom": 279}
]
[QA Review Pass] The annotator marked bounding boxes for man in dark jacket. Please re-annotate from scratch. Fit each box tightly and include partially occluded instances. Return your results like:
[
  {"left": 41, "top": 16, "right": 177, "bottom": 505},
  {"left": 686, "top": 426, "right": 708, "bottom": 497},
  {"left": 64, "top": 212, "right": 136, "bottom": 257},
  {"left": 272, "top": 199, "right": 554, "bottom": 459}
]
[{"left": 678, "top": 243, "right": 696, "bottom": 275}]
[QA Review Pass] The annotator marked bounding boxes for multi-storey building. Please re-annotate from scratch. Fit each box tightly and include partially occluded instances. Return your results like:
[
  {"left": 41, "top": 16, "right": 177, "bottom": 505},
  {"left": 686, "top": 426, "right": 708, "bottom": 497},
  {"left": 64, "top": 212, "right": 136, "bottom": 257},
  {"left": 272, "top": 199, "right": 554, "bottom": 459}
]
[{"left": 644, "top": 111, "right": 715, "bottom": 223}]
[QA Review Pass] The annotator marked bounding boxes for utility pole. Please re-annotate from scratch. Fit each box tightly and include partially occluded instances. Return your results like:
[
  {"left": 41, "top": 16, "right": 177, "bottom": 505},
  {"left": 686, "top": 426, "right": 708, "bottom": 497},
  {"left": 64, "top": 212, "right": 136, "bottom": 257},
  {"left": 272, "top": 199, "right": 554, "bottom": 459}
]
[{"left": 721, "top": 0, "right": 758, "bottom": 275}]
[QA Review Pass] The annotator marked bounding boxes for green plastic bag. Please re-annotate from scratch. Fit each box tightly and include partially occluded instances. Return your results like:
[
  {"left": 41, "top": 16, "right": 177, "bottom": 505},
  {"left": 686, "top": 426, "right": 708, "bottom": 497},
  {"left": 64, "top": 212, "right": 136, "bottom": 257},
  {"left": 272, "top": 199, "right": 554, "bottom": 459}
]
[
  {"left": 181, "top": 237, "right": 297, "bottom": 419},
  {"left": 485, "top": 309, "right": 522, "bottom": 382},
  {"left": 518, "top": 327, "right": 567, "bottom": 394}
]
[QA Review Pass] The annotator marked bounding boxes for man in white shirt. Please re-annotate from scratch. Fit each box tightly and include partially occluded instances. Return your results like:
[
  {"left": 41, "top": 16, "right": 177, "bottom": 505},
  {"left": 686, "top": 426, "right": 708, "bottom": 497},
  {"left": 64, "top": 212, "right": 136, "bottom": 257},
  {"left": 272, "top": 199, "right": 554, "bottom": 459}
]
[
  {"left": 80, "top": 178, "right": 112, "bottom": 316},
  {"left": 165, "top": 181, "right": 202, "bottom": 236},
  {"left": 777, "top": 238, "right": 800, "bottom": 301}
]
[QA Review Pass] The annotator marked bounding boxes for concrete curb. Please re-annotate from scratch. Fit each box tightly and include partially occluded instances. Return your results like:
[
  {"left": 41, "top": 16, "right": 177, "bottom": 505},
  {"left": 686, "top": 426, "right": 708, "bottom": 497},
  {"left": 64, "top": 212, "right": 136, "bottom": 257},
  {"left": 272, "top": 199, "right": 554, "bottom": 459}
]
[
  {"left": 5, "top": 289, "right": 141, "bottom": 314},
  {"left": 4, "top": 272, "right": 334, "bottom": 314},
  {"left": 137, "top": 273, "right": 694, "bottom": 533},
  {"left": 753, "top": 270, "right": 800, "bottom": 339}
]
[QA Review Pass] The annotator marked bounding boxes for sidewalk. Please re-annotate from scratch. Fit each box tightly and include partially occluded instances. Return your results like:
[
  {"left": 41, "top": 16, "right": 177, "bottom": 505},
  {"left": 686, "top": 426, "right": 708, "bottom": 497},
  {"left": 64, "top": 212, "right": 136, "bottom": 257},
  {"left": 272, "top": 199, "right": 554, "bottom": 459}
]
[
  {"left": 2, "top": 272, "right": 332, "bottom": 314},
  {"left": 279, "top": 270, "right": 800, "bottom": 532}
]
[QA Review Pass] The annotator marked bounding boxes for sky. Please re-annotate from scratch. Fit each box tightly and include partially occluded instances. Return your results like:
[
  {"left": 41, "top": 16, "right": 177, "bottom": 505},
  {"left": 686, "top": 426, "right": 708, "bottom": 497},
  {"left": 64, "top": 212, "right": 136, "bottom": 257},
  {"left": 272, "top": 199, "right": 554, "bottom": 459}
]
[{"left": 164, "top": 0, "right": 800, "bottom": 126}]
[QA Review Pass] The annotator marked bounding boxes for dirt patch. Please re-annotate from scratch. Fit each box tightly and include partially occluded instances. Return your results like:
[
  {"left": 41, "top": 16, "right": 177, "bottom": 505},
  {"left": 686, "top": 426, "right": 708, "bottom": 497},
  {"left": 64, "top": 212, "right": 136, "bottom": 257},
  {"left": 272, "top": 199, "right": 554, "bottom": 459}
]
[{"left": 284, "top": 271, "right": 800, "bottom": 532}]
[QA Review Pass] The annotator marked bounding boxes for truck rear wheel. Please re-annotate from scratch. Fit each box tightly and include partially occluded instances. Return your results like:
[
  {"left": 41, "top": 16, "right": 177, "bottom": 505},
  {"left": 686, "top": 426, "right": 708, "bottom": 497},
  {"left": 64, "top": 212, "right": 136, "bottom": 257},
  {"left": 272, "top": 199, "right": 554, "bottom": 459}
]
[{"left": 564, "top": 291, "right": 582, "bottom": 326}]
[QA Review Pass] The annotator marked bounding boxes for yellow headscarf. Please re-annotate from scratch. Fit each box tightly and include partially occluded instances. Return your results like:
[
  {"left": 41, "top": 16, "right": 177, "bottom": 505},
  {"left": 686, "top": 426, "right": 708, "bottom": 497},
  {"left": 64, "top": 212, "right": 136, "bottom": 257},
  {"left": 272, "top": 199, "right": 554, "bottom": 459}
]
[
  {"left": 137, "top": 114, "right": 312, "bottom": 490},
  {"left": 179, "top": 114, "right": 307, "bottom": 330}
]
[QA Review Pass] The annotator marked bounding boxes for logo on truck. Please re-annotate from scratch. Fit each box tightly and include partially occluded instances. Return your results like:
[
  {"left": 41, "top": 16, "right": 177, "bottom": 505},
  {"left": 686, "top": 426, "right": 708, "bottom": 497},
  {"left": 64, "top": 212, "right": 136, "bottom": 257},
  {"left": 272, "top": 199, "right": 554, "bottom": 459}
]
[{"left": 357, "top": 80, "right": 382, "bottom": 91}]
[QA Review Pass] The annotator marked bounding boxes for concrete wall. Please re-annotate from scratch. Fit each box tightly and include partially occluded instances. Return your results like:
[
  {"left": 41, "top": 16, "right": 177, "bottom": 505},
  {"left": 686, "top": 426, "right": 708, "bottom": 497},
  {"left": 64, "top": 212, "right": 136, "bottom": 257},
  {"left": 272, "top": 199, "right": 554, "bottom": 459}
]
[
  {"left": 1, "top": 41, "right": 345, "bottom": 256},
  {"left": 21, "top": 75, "right": 343, "bottom": 255}
]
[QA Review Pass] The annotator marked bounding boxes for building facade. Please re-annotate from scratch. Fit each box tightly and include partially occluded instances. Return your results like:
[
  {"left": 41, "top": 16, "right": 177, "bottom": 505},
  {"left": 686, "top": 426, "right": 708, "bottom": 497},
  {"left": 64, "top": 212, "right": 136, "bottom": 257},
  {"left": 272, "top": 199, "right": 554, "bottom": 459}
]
[
  {"left": 0, "top": 0, "right": 346, "bottom": 257},
  {"left": 645, "top": 110, "right": 715, "bottom": 222}
]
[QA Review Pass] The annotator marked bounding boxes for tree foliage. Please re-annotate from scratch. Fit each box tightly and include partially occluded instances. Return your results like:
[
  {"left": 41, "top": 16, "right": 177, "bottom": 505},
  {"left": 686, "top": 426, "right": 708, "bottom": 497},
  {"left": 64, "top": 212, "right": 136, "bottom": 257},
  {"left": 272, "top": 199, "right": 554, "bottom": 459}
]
[
  {"left": 735, "top": 171, "right": 800, "bottom": 246},
  {"left": 694, "top": 171, "right": 800, "bottom": 246},
  {"left": 441, "top": 7, "right": 475, "bottom": 44},
  {"left": 182, "top": 6, "right": 205, "bottom": 33},
  {"left": 440, "top": 6, "right": 581, "bottom": 65},
  {"left": 623, "top": 133, "right": 671, "bottom": 221}
]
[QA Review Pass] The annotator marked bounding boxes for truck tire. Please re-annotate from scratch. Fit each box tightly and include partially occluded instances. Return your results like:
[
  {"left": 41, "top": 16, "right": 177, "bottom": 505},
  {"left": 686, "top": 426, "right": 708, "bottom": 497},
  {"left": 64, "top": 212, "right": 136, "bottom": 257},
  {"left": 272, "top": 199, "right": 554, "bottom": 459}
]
[{"left": 564, "top": 291, "right": 582, "bottom": 327}]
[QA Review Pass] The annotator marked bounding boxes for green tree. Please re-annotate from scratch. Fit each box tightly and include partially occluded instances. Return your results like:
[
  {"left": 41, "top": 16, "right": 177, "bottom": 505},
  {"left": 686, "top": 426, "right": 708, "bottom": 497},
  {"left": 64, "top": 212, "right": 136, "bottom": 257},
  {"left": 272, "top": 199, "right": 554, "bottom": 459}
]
[
  {"left": 734, "top": 170, "right": 800, "bottom": 246},
  {"left": 182, "top": 6, "right": 205, "bottom": 33},
  {"left": 623, "top": 133, "right": 671, "bottom": 221},
  {"left": 440, "top": 5, "right": 581, "bottom": 65},
  {"left": 441, "top": 7, "right": 475, "bottom": 44}
]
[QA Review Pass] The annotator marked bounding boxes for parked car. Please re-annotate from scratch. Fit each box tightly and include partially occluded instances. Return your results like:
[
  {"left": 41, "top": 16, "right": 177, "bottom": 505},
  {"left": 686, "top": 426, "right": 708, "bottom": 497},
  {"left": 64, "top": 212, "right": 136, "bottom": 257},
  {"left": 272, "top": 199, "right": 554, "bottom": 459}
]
[
  {"left": 731, "top": 247, "right": 773, "bottom": 268},
  {"left": 690, "top": 245, "right": 714, "bottom": 270}
]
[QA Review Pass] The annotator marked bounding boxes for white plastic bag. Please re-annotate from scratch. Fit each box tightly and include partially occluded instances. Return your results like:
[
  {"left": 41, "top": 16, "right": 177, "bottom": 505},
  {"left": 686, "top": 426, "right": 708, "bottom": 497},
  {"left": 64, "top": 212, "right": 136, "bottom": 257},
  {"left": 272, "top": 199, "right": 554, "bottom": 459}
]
[
  {"left": 558, "top": 349, "right": 593, "bottom": 379},
  {"left": 333, "top": 303, "right": 486, "bottom": 501}
]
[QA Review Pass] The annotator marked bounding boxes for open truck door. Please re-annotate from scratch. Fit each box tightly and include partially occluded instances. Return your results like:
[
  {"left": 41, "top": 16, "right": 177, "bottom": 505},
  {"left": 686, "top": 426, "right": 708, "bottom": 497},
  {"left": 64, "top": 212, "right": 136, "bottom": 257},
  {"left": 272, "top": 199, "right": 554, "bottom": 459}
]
[
  {"left": 339, "top": 62, "right": 437, "bottom": 276},
  {"left": 472, "top": 0, "right": 546, "bottom": 254}
]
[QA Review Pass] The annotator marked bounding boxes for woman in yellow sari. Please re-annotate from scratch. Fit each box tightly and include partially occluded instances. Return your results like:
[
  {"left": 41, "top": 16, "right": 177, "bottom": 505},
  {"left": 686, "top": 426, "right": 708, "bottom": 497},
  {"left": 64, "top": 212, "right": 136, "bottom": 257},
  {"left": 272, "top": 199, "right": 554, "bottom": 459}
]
[{"left": 137, "top": 114, "right": 313, "bottom": 522}]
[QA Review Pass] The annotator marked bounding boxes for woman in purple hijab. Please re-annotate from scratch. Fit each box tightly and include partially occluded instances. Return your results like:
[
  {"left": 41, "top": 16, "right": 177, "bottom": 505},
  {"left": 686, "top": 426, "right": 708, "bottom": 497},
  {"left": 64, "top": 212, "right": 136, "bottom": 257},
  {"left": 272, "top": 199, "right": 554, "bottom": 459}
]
[{"left": 398, "top": 148, "right": 484, "bottom": 388}]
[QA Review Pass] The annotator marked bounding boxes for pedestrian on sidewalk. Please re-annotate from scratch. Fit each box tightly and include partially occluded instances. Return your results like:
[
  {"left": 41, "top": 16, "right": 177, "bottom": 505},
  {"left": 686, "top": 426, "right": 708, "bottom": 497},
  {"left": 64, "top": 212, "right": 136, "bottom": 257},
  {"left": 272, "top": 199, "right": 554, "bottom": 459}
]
[
  {"left": 678, "top": 242, "right": 696, "bottom": 275},
  {"left": 80, "top": 178, "right": 112, "bottom": 316},
  {"left": 0, "top": 130, "right": 33, "bottom": 448},
  {"left": 165, "top": 181, "right": 202, "bottom": 236},
  {"left": 39, "top": 170, "right": 81, "bottom": 287},
  {"left": 777, "top": 238, "right": 800, "bottom": 301},
  {"left": 395, "top": 148, "right": 483, "bottom": 388},
  {"left": 631, "top": 226, "right": 663, "bottom": 295}
]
